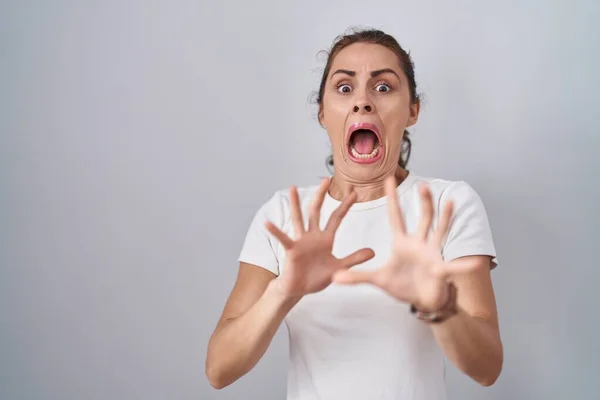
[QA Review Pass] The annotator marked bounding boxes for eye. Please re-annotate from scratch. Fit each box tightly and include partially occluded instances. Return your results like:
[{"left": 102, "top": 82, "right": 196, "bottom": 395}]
[
  {"left": 375, "top": 83, "right": 391, "bottom": 93},
  {"left": 336, "top": 84, "right": 352, "bottom": 94}
]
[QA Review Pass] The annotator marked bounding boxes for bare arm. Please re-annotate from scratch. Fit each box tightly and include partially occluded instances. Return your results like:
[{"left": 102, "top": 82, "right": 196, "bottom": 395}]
[
  {"left": 430, "top": 256, "right": 503, "bottom": 386},
  {"left": 332, "top": 179, "right": 503, "bottom": 386},
  {"left": 205, "top": 262, "right": 299, "bottom": 389},
  {"left": 206, "top": 182, "right": 372, "bottom": 389}
]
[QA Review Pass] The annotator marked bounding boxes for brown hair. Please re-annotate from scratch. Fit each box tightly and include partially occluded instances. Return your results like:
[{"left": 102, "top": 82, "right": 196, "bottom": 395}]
[{"left": 316, "top": 27, "right": 420, "bottom": 170}]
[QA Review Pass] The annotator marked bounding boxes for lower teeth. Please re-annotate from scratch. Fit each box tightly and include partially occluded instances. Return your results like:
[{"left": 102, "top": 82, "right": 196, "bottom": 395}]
[{"left": 351, "top": 146, "right": 379, "bottom": 159}]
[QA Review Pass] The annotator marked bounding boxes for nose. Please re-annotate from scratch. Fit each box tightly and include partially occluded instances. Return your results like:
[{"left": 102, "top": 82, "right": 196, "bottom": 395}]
[{"left": 353, "top": 99, "right": 374, "bottom": 114}]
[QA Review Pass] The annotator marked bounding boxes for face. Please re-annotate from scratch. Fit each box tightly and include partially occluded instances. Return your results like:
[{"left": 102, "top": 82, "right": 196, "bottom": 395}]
[{"left": 319, "top": 42, "right": 420, "bottom": 182}]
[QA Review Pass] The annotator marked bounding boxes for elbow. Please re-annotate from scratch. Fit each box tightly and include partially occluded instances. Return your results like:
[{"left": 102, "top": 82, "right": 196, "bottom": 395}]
[
  {"left": 205, "top": 335, "right": 233, "bottom": 389},
  {"left": 474, "top": 352, "right": 503, "bottom": 387},
  {"left": 205, "top": 363, "right": 230, "bottom": 390},
  {"left": 205, "top": 356, "right": 233, "bottom": 390},
  {"left": 477, "top": 371, "right": 500, "bottom": 387},
  {"left": 207, "top": 376, "right": 228, "bottom": 390}
]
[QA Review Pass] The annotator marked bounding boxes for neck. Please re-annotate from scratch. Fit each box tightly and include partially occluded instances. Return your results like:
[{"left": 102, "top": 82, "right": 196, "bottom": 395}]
[{"left": 328, "top": 167, "right": 409, "bottom": 203}]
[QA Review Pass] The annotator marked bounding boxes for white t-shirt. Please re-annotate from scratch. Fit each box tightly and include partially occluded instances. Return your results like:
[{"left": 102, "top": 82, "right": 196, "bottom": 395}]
[{"left": 238, "top": 172, "right": 497, "bottom": 400}]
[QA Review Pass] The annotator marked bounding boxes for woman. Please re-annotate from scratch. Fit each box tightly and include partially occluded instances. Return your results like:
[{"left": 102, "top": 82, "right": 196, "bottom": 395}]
[{"left": 206, "top": 28, "right": 503, "bottom": 399}]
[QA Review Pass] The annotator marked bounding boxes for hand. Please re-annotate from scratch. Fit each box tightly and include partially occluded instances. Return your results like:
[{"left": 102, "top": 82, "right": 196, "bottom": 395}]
[
  {"left": 333, "top": 177, "right": 479, "bottom": 311},
  {"left": 265, "top": 178, "right": 375, "bottom": 298}
]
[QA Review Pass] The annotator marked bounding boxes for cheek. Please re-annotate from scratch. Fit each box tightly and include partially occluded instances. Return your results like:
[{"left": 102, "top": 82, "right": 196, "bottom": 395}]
[
  {"left": 379, "top": 100, "right": 410, "bottom": 130},
  {"left": 323, "top": 103, "right": 347, "bottom": 138},
  {"left": 324, "top": 100, "right": 347, "bottom": 120},
  {"left": 378, "top": 95, "right": 409, "bottom": 114}
]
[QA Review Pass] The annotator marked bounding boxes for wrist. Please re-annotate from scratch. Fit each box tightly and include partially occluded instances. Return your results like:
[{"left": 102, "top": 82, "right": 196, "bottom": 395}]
[
  {"left": 266, "top": 278, "right": 303, "bottom": 308},
  {"left": 410, "top": 282, "right": 458, "bottom": 324}
]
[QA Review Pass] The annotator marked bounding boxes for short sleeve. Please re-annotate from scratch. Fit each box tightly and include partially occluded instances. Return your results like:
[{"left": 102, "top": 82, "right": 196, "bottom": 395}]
[
  {"left": 441, "top": 181, "right": 498, "bottom": 268},
  {"left": 237, "top": 191, "right": 285, "bottom": 276}
]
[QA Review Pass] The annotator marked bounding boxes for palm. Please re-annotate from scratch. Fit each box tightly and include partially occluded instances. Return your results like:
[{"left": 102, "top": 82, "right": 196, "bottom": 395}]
[
  {"left": 266, "top": 178, "right": 374, "bottom": 298},
  {"left": 378, "top": 236, "right": 447, "bottom": 310},
  {"left": 282, "top": 233, "right": 338, "bottom": 294},
  {"left": 334, "top": 177, "right": 478, "bottom": 311}
]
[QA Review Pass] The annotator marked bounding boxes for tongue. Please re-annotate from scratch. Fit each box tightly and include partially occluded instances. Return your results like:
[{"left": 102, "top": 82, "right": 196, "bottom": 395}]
[{"left": 353, "top": 132, "right": 376, "bottom": 154}]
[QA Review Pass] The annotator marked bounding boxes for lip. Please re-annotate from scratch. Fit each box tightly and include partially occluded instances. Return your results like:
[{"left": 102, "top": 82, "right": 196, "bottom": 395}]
[{"left": 346, "top": 122, "right": 383, "bottom": 164}]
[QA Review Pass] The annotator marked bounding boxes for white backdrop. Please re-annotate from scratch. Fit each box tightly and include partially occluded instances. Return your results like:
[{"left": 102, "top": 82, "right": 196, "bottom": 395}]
[{"left": 1, "top": 1, "right": 599, "bottom": 399}]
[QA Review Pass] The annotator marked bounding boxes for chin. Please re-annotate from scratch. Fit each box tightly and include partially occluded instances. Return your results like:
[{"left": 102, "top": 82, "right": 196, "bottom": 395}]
[{"left": 340, "top": 158, "right": 387, "bottom": 182}]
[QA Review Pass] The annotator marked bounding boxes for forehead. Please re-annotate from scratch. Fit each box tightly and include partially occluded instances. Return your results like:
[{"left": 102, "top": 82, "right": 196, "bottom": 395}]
[{"left": 329, "top": 42, "right": 402, "bottom": 74}]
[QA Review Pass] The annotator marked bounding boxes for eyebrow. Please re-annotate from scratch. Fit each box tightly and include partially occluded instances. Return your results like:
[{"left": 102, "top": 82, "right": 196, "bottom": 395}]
[
  {"left": 331, "top": 68, "right": 401, "bottom": 80},
  {"left": 371, "top": 68, "right": 401, "bottom": 80}
]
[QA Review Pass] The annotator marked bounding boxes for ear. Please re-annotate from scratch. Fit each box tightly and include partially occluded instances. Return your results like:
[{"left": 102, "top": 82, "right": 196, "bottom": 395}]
[
  {"left": 318, "top": 108, "right": 325, "bottom": 128},
  {"left": 406, "top": 102, "right": 420, "bottom": 128}
]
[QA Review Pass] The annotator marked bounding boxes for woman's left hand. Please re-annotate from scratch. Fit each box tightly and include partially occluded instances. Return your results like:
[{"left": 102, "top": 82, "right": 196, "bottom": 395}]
[{"left": 333, "top": 177, "right": 479, "bottom": 311}]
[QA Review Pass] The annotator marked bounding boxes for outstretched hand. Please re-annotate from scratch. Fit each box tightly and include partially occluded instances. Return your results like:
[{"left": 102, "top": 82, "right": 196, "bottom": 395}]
[
  {"left": 333, "top": 177, "right": 479, "bottom": 311},
  {"left": 266, "top": 178, "right": 375, "bottom": 298}
]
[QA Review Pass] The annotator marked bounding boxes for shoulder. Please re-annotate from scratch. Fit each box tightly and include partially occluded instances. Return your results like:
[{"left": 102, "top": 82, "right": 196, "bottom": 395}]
[
  {"left": 408, "top": 174, "right": 484, "bottom": 208},
  {"left": 267, "top": 184, "right": 321, "bottom": 208},
  {"left": 277, "top": 185, "right": 322, "bottom": 207},
  {"left": 409, "top": 175, "right": 497, "bottom": 265},
  {"left": 254, "top": 183, "right": 322, "bottom": 226}
]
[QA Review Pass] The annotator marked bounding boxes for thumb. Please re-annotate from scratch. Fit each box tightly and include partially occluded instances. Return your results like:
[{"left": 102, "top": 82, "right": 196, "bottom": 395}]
[
  {"left": 332, "top": 269, "right": 379, "bottom": 285},
  {"left": 337, "top": 248, "right": 375, "bottom": 270}
]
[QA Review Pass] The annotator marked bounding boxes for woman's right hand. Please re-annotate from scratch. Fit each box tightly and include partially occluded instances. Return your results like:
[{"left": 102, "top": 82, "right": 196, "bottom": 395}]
[{"left": 265, "top": 178, "right": 375, "bottom": 299}]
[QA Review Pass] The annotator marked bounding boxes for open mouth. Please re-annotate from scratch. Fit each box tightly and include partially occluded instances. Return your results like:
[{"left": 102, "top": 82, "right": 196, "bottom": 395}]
[{"left": 347, "top": 123, "right": 383, "bottom": 163}]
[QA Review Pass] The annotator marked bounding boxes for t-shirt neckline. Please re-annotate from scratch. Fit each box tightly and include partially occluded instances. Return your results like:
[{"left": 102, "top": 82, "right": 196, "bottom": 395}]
[{"left": 322, "top": 171, "right": 418, "bottom": 212}]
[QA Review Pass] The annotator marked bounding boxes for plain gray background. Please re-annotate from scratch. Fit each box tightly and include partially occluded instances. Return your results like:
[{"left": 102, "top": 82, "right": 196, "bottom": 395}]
[{"left": 1, "top": 0, "right": 599, "bottom": 399}]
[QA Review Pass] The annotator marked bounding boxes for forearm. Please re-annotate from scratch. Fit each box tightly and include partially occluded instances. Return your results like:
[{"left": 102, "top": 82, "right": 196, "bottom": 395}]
[
  {"left": 430, "top": 308, "right": 503, "bottom": 386},
  {"left": 206, "top": 279, "right": 300, "bottom": 389}
]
